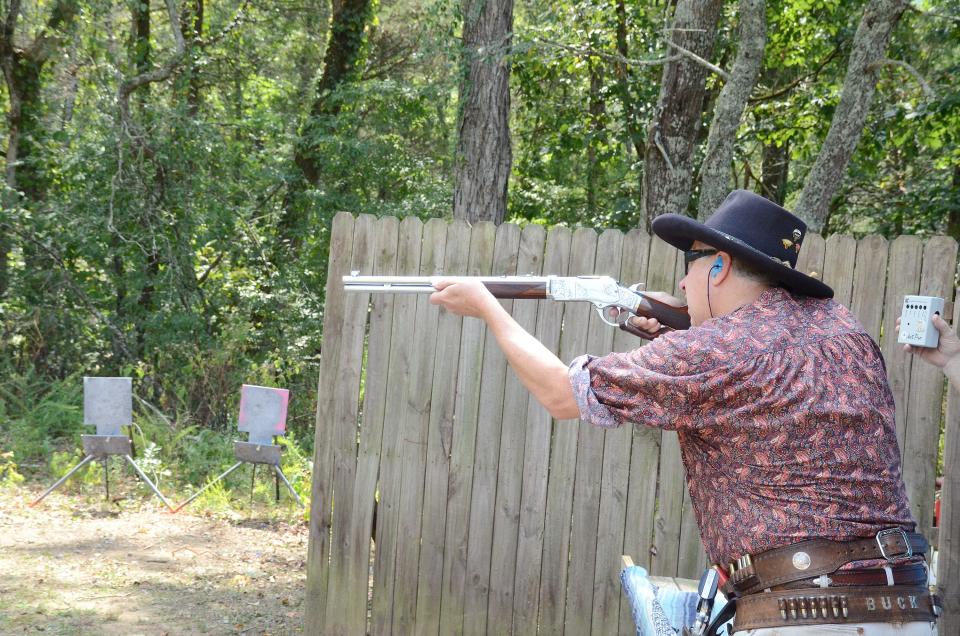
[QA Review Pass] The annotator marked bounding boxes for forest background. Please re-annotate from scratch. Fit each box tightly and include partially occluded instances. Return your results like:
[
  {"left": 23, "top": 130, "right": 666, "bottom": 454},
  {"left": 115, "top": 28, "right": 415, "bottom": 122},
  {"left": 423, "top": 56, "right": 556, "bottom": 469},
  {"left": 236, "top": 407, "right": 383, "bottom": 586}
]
[{"left": 0, "top": 0, "right": 958, "bottom": 504}]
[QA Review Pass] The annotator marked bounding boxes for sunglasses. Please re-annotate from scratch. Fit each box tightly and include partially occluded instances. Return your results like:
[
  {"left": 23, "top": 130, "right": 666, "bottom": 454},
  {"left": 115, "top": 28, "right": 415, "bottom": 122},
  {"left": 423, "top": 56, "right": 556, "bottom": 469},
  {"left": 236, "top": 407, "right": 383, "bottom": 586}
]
[{"left": 683, "top": 249, "right": 718, "bottom": 274}]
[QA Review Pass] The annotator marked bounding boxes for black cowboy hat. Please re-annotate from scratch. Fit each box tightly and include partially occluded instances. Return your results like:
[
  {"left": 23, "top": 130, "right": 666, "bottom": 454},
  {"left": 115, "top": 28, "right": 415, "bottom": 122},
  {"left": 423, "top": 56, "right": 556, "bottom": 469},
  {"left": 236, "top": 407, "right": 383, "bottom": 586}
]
[{"left": 651, "top": 189, "right": 833, "bottom": 298}]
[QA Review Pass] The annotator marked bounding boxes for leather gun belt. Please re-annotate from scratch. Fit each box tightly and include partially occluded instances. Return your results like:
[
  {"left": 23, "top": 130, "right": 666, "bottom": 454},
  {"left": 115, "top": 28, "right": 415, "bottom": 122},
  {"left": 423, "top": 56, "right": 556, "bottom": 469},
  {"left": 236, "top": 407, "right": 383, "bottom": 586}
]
[
  {"left": 775, "top": 563, "right": 928, "bottom": 590},
  {"left": 732, "top": 585, "right": 941, "bottom": 632},
  {"left": 723, "top": 528, "right": 929, "bottom": 597}
]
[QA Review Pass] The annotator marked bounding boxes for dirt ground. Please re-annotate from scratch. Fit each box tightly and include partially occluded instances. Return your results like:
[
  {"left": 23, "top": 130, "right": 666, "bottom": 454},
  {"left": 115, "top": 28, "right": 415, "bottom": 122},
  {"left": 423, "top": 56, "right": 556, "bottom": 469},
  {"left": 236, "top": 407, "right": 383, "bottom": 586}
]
[{"left": 0, "top": 485, "right": 308, "bottom": 635}]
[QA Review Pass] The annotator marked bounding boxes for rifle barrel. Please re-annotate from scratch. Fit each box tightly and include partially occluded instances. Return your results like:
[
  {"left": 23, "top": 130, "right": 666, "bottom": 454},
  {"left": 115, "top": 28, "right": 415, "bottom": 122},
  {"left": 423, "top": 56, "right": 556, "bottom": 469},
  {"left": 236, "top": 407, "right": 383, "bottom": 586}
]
[{"left": 342, "top": 275, "right": 549, "bottom": 298}]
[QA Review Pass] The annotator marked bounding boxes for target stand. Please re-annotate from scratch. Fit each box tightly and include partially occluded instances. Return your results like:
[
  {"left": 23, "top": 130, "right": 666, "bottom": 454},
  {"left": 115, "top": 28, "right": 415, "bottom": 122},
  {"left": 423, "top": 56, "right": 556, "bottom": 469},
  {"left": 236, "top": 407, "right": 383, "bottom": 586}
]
[
  {"left": 173, "top": 384, "right": 303, "bottom": 512},
  {"left": 31, "top": 377, "right": 174, "bottom": 511}
]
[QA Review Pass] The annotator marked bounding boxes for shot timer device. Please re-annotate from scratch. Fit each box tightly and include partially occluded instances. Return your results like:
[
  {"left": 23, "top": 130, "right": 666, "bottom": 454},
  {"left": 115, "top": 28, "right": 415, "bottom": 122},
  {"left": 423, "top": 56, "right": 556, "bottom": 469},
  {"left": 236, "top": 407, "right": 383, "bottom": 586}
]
[{"left": 898, "top": 295, "right": 945, "bottom": 348}]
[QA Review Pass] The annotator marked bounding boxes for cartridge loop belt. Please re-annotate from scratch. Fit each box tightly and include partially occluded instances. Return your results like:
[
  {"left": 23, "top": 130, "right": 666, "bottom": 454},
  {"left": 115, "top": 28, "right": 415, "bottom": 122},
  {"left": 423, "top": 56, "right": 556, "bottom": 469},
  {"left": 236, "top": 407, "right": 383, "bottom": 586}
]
[{"left": 732, "top": 585, "right": 941, "bottom": 632}]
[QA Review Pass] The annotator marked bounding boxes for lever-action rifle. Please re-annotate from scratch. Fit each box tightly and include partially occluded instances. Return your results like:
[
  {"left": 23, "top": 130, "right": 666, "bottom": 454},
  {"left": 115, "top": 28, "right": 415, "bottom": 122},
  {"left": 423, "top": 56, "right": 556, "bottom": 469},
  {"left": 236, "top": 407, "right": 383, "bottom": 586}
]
[{"left": 342, "top": 273, "right": 690, "bottom": 339}]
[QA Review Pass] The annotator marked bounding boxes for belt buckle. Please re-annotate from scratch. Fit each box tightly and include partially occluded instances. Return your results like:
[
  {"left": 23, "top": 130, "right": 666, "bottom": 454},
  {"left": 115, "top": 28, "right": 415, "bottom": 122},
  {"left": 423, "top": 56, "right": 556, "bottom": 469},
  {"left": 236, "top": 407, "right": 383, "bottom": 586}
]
[{"left": 876, "top": 527, "right": 912, "bottom": 560}]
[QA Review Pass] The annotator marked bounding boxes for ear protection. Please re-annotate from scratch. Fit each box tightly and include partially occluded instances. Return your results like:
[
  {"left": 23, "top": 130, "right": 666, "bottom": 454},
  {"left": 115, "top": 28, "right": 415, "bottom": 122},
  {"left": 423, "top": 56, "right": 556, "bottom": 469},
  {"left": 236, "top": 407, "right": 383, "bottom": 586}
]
[{"left": 710, "top": 256, "right": 723, "bottom": 278}]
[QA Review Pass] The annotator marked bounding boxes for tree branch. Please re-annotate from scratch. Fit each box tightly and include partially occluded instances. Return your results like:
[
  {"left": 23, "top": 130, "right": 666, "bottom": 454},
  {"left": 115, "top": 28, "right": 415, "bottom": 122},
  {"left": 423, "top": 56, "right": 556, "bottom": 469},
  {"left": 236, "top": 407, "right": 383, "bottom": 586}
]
[
  {"left": 193, "top": 0, "right": 251, "bottom": 49},
  {"left": 869, "top": 57, "right": 936, "bottom": 100},
  {"left": 0, "top": 0, "right": 18, "bottom": 52},
  {"left": 665, "top": 38, "right": 730, "bottom": 81},
  {"left": 749, "top": 44, "right": 843, "bottom": 103},
  {"left": 196, "top": 251, "right": 225, "bottom": 287},
  {"left": 23, "top": 0, "right": 78, "bottom": 64},
  {"left": 697, "top": 0, "right": 766, "bottom": 220},
  {"left": 530, "top": 36, "right": 682, "bottom": 69},
  {"left": 795, "top": 0, "right": 910, "bottom": 232},
  {"left": 907, "top": 4, "right": 960, "bottom": 24},
  {"left": 117, "top": 0, "right": 187, "bottom": 150}
]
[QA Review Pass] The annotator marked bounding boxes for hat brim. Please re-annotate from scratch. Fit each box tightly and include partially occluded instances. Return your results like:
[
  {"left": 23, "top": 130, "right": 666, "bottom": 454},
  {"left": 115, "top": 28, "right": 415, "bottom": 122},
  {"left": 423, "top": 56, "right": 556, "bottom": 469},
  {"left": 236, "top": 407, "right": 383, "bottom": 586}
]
[{"left": 652, "top": 214, "right": 834, "bottom": 298}]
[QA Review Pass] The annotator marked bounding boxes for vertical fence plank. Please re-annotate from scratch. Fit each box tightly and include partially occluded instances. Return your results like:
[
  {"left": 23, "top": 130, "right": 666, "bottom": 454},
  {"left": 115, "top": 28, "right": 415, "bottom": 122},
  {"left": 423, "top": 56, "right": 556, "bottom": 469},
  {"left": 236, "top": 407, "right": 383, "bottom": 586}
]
[
  {"left": 938, "top": 288, "right": 960, "bottom": 636},
  {"left": 338, "top": 217, "right": 400, "bottom": 634},
  {"left": 539, "top": 227, "right": 599, "bottom": 635},
  {"left": 616, "top": 229, "right": 657, "bottom": 636},
  {"left": 393, "top": 219, "right": 449, "bottom": 632},
  {"left": 586, "top": 232, "right": 639, "bottom": 636},
  {"left": 647, "top": 235, "right": 684, "bottom": 577},
  {"left": 511, "top": 227, "right": 573, "bottom": 635},
  {"left": 414, "top": 220, "right": 471, "bottom": 636},
  {"left": 795, "top": 232, "right": 826, "bottom": 283},
  {"left": 677, "top": 491, "right": 708, "bottom": 579},
  {"left": 306, "top": 211, "right": 356, "bottom": 635},
  {"left": 902, "top": 237, "right": 957, "bottom": 539},
  {"left": 562, "top": 230, "right": 623, "bottom": 636},
  {"left": 849, "top": 235, "right": 889, "bottom": 341},
  {"left": 323, "top": 215, "right": 379, "bottom": 634},
  {"left": 822, "top": 234, "right": 857, "bottom": 308},
  {"left": 439, "top": 222, "right": 497, "bottom": 635},
  {"left": 881, "top": 236, "right": 923, "bottom": 450},
  {"left": 486, "top": 225, "right": 548, "bottom": 634},
  {"left": 462, "top": 223, "right": 523, "bottom": 636},
  {"left": 371, "top": 217, "right": 425, "bottom": 634}
]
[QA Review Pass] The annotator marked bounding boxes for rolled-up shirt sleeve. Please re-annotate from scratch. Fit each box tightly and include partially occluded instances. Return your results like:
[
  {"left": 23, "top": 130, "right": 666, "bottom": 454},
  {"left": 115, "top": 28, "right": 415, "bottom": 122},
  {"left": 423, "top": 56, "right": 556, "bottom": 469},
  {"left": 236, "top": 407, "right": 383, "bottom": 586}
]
[
  {"left": 568, "top": 332, "right": 723, "bottom": 431},
  {"left": 569, "top": 354, "right": 622, "bottom": 429}
]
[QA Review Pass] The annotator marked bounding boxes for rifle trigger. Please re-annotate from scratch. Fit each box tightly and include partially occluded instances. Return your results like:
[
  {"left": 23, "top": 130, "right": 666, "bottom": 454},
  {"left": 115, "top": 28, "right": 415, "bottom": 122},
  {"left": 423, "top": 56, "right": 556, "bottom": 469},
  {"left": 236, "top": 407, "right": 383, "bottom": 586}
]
[{"left": 595, "top": 305, "right": 625, "bottom": 327}]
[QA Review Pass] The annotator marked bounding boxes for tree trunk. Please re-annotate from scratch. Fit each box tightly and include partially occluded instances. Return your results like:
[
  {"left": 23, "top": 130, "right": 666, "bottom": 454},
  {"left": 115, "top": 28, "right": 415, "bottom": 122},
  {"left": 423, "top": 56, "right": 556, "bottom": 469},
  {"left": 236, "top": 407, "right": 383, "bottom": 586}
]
[
  {"left": 697, "top": 0, "right": 766, "bottom": 220},
  {"left": 794, "top": 0, "right": 908, "bottom": 232},
  {"left": 0, "top": 0, "right": 78, "bottom": 298},
  {"left": 948, "top": 165, "right": 960, "bottom": 241},
  {"left": 294, "top": 0, "right": 374, "bottom": 185},
  {"left": 187, "top": 0, "right": 203, "bottom": 115},
  {"left": 761, "top": 139, "right": 789, "bottom": 205},
  {"left": 641, "top": 0, "right": 724, "bottom": 229},
  {"left": 452, "top": 0, "right": 514, "bottom": 225},
  {"left": 132, "top": 0, "right": 150, "bottom": 72},
  {"left": 294, "top": 1, "right": 331, "bottom": 111}
]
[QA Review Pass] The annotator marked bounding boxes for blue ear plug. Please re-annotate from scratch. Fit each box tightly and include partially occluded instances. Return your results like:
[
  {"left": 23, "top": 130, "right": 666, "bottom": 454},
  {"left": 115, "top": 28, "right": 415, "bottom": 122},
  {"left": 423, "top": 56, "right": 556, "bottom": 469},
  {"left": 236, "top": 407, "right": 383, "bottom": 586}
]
[{"left": 711, "top": 256, "right": 723, "bottom": 277}]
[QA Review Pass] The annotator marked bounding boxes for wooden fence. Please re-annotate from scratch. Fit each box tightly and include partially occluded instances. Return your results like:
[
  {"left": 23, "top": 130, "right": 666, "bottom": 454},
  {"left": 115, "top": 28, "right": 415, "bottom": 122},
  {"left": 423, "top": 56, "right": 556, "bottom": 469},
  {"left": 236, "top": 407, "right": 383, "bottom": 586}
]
[{"left": 305, "top": 212, "right": 960, "bottom": 635}]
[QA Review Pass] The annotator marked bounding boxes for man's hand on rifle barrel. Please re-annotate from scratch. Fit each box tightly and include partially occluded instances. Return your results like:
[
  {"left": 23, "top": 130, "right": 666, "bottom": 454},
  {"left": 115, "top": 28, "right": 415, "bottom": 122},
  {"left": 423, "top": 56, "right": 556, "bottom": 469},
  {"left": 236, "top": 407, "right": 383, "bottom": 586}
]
[{"left": 430, "top": 278, "right": 500, "bottom": 319}]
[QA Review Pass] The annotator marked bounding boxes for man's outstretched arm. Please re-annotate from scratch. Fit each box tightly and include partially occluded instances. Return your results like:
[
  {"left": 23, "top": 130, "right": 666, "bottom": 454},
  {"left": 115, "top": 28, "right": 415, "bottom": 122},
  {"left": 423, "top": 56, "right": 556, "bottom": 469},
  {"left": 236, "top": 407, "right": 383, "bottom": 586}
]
[{"left": 430, "top": 279, "right": 581, "bottom": 420}]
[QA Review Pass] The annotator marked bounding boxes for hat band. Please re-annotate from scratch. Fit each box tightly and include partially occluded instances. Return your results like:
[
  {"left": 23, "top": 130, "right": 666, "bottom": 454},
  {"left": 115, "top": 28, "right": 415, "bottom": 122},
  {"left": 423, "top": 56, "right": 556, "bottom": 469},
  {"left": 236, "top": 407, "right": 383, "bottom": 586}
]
[{"left": 715, "top": 231, "right": 797, "bottom": 269}]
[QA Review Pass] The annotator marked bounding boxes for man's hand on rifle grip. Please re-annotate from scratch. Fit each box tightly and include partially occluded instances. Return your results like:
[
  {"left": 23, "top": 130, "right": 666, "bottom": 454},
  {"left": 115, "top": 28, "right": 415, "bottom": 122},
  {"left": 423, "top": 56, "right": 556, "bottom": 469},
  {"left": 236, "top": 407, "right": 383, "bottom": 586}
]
[{"left": 624, "top": 287, "right": 686, "bottom": 339}]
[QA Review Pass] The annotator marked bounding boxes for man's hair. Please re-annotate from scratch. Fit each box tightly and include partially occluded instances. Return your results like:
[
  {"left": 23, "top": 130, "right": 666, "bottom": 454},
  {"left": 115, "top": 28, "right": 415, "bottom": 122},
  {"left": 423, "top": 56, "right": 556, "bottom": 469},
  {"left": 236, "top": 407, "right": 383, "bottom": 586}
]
[{"left": 731, "top": 257, "right": 778, "bottom": 287}]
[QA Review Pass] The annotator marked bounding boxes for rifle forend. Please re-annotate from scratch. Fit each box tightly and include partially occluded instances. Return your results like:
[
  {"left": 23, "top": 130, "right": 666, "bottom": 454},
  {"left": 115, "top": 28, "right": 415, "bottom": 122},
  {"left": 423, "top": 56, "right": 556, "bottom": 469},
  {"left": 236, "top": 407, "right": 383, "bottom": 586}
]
[{"left": 342, "top": 273, "right": 690, "bottom": 339}]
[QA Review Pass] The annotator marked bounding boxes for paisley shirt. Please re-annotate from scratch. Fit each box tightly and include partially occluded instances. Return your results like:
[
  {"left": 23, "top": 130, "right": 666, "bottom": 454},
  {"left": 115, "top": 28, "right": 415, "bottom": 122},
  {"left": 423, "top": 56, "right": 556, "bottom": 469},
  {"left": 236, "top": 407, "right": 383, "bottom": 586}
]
[{"left": 569, "top": 287, "right": 916, "bottom": 566}]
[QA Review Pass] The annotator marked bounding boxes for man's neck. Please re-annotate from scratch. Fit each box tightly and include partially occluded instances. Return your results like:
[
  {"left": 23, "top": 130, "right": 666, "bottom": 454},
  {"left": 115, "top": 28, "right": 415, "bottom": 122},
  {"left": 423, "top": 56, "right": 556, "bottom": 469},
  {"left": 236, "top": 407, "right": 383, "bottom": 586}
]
[{"left": 711, "top": 282, "right": 771, "bottom": 317}]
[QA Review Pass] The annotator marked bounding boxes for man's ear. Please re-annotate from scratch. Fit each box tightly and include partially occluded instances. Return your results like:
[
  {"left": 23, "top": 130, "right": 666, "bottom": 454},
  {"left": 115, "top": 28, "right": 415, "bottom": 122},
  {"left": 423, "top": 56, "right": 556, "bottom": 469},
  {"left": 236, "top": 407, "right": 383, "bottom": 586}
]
[
  {"left": 709, "top": 254, "right": 731, "bottom": 284},
  {"left": 710, "top": 257, "right": 723, "bottom": 278}
]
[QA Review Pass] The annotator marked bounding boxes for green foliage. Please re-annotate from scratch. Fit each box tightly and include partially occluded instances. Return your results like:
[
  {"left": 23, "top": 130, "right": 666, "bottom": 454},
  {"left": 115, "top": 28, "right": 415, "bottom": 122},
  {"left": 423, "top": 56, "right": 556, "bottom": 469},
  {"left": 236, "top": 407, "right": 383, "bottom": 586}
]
[
  {"left": 0, "top": 452, "right": 25, "bottom": 488},
  {"left": 48, "top": 449, "right": 101, "bottom": 491},
  {"left": 510, "top": 0, "right": 663, "bottom": 229},
  {"left": 0, "top": 364, "right": 83, "bottom": 465},
  {"left": 827, "top": 1, "right": 960, "bottom": 236}
]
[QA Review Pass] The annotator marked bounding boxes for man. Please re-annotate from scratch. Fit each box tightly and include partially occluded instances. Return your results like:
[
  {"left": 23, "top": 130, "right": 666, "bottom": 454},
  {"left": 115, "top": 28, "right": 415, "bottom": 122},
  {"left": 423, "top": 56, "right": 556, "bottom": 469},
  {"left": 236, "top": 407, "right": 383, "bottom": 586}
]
[{"left": 430, "top": 190, "right": 940, "bottom": 634}]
